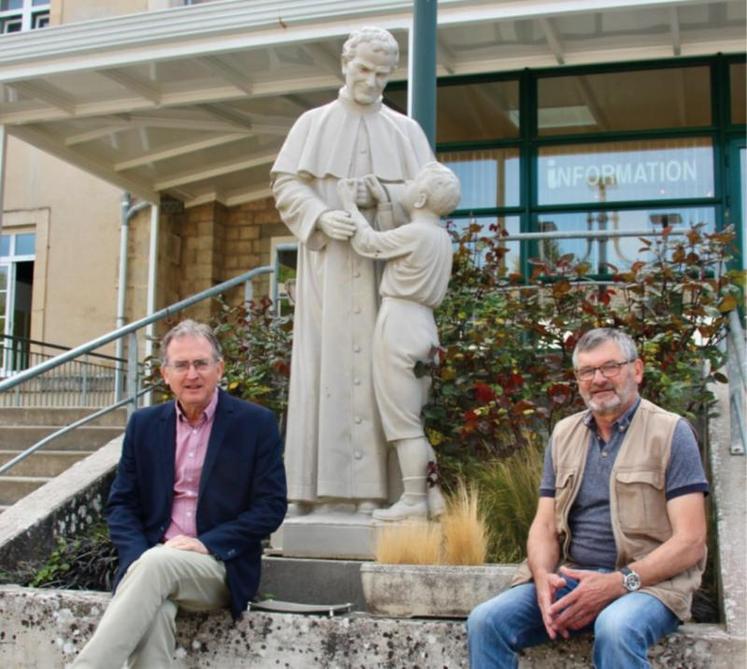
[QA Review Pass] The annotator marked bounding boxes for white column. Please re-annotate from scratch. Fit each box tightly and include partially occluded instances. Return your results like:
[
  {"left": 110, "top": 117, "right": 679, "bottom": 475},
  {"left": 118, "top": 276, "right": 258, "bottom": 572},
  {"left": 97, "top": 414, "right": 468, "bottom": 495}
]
[
  {"left": 144, "top": 202, "right": 160, "bottom": 406},
  {"left": 0, "top": 124, "right": 7, "bottom": 236}
]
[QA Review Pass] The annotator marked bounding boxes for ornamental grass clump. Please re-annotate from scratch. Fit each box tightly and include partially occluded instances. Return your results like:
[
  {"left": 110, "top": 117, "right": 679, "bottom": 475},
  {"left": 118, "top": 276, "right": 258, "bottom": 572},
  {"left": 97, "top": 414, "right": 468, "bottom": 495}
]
[
  {"left": 441, "top": 482, "right": 489, "bottom": 565},
  {"left": 374, "top": 483, "right": 489, "bottom": 565},
  {"left": 374, "top": 520, "right": 442, "bottom": 565},
  {"left": 476, "top": 443, "right": 544, "bottom": 563}
]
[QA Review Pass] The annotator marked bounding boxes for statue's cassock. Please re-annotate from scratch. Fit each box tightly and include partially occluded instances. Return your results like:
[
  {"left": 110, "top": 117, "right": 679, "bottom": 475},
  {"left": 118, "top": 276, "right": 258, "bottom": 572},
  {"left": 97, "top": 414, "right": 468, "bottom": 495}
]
[{"left": 271, "top": 89, "right": 433, "bottom": 504}]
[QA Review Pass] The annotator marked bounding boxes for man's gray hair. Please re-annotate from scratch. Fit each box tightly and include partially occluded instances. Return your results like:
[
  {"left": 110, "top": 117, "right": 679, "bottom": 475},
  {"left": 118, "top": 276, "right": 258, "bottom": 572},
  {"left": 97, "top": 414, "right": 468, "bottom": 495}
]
[
  {"left": 342, "top": 26, "right": 399, "bottom": 69},
  {"left": 572, "top": 328, "right": 638, "bottom": 368},
  {"left": 161, "top": 319, "right": 223, "bottom": 364},
  {"left": 416, "top": 162, "right": 461, "bottom": 216}
]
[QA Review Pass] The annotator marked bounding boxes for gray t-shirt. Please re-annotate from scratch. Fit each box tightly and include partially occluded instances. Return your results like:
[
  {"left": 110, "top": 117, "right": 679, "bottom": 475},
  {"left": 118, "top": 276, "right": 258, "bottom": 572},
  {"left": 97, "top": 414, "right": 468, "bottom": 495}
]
[{"left": 539, "top": 398, "right": 709, "bottom": 570}]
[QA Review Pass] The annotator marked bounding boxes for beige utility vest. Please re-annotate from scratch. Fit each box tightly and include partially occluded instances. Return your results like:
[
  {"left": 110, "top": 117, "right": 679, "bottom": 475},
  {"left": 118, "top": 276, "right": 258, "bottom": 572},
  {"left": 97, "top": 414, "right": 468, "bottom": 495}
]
[{"left": 514, "top": 398, "right": 705, "bottom": 621}]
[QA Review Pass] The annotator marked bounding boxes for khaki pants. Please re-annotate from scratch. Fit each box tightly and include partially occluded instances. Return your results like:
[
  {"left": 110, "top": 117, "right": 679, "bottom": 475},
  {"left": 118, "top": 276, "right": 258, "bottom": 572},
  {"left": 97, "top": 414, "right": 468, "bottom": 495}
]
[{"left": 72, "top": 545, "right": 230, "bottom": 669}]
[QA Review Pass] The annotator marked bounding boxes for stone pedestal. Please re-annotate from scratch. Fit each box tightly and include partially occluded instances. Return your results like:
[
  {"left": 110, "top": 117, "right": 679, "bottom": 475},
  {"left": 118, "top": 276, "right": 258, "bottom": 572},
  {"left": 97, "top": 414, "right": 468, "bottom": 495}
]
[{"left": 271, "top": 510, "right": 376, "bottom": 560}]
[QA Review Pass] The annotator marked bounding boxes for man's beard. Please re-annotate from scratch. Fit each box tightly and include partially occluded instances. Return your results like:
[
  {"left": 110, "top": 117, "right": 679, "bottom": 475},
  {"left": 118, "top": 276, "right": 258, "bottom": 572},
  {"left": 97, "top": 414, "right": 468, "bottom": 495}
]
[
  {"left": 582, "top": 375, "right": 638, "bottom": 416},
  {"left": 583, "top": 383, "right": 624, "bottom": 415}
]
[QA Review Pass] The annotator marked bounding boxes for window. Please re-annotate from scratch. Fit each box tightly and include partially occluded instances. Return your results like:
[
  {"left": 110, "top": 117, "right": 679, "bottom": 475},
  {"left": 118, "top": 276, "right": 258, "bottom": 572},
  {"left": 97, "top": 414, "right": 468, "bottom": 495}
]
[
  {"left": 439, "top": 148, "right": 520, "bottom": 209},
  {"left": 730, "top": 62, "right": 746, "bottom": 126},
  {"left": 270, "top": 238, "right": 297, "bottom": 317},
  {"left": 428, "top": 56, "right": 740, "bottom": 278},
  {"left": 0, "top": 0, "right": 49, "bottom": 33},
  {"left": 537, "top": 66, "right": 712, "bottom": 136},
  {"left": 534, "top": 208, "right": 716, "bottom": 273},
  {"left": 0, "top": 232, "right": 35, "bottom": 372},
  {"left": 537, "top": 138, "right": 715, "bottom": 206}
]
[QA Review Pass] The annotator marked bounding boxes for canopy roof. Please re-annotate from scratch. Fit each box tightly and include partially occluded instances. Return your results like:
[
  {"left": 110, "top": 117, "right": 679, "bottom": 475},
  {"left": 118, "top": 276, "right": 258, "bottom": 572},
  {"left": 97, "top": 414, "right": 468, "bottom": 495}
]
[{"left": 0, "top": 0, "right": 743, "bottom": 206}]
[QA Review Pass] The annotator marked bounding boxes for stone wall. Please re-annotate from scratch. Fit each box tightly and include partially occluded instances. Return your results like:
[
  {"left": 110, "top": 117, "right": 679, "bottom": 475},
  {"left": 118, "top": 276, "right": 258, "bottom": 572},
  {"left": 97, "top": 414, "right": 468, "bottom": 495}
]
[
  {"left": 0, "top": 586, "right": 742, "bottom": 669},
  {"left": 223, "top": 197, "right": 288, "bottom": 305},
  {"left": 129, "top": 195, "right": 287, "bottom": 339}
]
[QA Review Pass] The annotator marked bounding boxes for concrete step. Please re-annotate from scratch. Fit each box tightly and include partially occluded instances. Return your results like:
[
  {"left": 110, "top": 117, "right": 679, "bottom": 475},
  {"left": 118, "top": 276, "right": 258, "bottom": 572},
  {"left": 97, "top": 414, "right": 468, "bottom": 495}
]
[
  {"left": 0, "top": 407, "right": 127, "bottom": 427},
  {"left": 0, "top": 450, "right": 92, "bottom": 477},
  {"left": 0, "top": 426, "right": 123, "bottom": 451},
  {"left": 0, "top": 476, "right": 49, "bottom": 505}
]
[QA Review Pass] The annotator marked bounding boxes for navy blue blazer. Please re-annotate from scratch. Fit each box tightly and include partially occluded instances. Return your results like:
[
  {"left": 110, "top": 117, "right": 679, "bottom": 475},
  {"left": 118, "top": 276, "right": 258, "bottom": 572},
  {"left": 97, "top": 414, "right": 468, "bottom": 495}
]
[{"left": 106, "top": 389, "right": 287, "bottom": 619}]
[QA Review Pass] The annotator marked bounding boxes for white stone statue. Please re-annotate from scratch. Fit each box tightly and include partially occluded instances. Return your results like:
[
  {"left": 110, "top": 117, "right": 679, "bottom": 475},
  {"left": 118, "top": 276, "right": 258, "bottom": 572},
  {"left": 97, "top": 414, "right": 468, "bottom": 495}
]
[
  {"left": 337, "top": 162, "right": 460, "bottom": 522},
  {"left": 270, "top": 26, "right": 433, "bottom": 529}
]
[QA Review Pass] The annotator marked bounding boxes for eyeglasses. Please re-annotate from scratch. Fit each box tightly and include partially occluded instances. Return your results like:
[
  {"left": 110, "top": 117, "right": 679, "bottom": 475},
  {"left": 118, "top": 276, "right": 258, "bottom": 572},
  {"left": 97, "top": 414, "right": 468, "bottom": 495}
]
[
  {"left": 574, "top": 359, "right": 636, "bottom": 382},
  {"left": 166, "top": 359, "right": 215, "bottom": 373}
]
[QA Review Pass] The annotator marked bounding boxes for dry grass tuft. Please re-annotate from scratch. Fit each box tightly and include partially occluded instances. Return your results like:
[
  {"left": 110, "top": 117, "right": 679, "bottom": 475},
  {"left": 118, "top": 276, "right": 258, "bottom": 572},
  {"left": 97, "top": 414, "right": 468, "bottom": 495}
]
[
  {"left": 441, "top": 481, "right": 489, "bottom": 565},
  {"left": 374, "top": 520, "right": 442, "bottom": 565}
]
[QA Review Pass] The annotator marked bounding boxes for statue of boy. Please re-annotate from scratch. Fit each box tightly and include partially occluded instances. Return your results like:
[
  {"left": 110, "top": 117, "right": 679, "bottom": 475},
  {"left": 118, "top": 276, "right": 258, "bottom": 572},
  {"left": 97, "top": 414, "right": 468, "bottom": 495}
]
[
  {"left": 337, "top": 162, "right": 461, "bottom": 520},
  {"left": 271, "top": 27, "right": 433, "bottom": 515}
]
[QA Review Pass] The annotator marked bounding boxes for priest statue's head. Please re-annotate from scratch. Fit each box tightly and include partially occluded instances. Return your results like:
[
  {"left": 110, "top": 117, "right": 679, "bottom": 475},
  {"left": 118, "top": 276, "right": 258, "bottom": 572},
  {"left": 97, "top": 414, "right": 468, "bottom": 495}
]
[{"left": 341, "top": 27, "right": 399, "bottom": 105}]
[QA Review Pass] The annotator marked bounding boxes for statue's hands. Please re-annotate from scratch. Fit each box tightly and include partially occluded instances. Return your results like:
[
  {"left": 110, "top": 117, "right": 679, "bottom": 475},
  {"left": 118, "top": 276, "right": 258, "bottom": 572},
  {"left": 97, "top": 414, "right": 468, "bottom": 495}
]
[
  {"left": 354, "top": 178, "right": 375, "bottom": 208},
  {"left": 337, "top": 178, "right": 358, "bottom": 210},
  {"left": 317, "top": 210, "right": 356, "bottom": 240},
  {"left": 363, "top": 174, "right": 389, "bottom": 205}
]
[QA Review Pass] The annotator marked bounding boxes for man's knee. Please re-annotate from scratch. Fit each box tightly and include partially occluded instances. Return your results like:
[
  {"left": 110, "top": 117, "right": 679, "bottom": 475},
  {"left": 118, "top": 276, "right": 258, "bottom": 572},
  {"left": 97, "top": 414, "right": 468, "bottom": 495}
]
[
  {"left": 468, "top": 592, "right": 513, "bottom": 641},
  {"left": 125, "top": 546, "right": 176, "bottom": 583},
  {"left": 594, "top": 603, "right": 644, "bottom": 645}
]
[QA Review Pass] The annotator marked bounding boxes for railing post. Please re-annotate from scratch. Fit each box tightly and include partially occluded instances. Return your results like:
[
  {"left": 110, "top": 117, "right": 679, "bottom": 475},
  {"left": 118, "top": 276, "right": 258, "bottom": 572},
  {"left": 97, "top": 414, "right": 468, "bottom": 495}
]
[
  {"left": 81, "top": 355, "right": 89, "bottom": 406},
  {"left": 127, "top": 332, "right": 139, "bottom": 417}
]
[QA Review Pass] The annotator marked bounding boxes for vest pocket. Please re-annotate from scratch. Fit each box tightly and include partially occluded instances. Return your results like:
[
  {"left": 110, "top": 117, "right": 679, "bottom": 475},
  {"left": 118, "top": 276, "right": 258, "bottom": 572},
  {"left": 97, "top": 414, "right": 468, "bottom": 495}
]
[
  {"left": 554, "top": 468, "right": 576, "bottom": 533},
  {"left": 614, "top": 469, "right": 671, "bottom": 537}
]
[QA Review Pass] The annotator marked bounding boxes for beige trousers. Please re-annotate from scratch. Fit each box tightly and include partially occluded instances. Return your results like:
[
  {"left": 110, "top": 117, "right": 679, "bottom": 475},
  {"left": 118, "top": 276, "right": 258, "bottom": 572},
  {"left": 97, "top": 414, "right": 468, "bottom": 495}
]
[{"left": 71, "top": 545, "right": 230, "bottom": 669}]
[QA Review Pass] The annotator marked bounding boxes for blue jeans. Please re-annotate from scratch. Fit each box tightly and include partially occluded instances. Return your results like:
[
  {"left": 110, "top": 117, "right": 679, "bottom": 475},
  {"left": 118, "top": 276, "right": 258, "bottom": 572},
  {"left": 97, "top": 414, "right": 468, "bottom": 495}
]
[{"left": 467, "top": 578, "right": 679, "bottom": 668}]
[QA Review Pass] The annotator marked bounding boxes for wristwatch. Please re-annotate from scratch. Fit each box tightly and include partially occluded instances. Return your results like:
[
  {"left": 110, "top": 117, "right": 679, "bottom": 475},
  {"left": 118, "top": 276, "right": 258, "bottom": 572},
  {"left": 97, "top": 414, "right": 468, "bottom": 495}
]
[{"left": 619, "top": 566, "right": 641, "bottom": 592}]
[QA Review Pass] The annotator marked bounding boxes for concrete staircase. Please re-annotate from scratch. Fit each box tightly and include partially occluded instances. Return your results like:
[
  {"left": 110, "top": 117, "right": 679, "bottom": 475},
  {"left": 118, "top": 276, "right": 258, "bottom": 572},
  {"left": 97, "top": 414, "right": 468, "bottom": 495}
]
[{"left": 0, "top": 408, "right": 125, "bottom": 512}]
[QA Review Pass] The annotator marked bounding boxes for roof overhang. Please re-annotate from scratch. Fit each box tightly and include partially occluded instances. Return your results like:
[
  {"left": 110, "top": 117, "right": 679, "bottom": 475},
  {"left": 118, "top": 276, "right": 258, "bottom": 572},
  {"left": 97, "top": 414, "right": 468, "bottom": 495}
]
[{"left": 0, "top": 0, "right": 744, "bottom": 207}]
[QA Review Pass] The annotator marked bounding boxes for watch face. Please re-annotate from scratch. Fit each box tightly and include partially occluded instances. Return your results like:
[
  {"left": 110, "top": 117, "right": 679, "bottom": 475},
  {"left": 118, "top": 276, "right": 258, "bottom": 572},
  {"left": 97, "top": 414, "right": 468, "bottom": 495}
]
[{"left": 624, "top": 571, "right": 641, "bottom": 591}]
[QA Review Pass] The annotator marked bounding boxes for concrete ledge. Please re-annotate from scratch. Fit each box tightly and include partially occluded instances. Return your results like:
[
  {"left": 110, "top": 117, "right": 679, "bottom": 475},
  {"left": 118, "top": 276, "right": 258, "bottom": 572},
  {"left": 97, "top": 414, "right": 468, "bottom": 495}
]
[
  {"left": 0, "top": 437, "right": 120, "bottom": 572},
  {"left": 0, "top": 586, "right": 743, "bottom": 668}
]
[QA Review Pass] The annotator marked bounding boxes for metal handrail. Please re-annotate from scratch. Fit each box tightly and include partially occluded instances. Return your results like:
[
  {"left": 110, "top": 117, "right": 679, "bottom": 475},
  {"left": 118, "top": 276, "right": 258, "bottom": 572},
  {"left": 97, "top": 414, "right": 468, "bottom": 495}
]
[
  {"left": 727, "top": 309, "right": 746, "bottom": 456},
  {"left": 0, "top": 265, "right": 274, "bottom": 476},
  {"left": 500, "top": 228, "right": 687, "bottom": 242},
  {"left": 0, "top": 333, "right": 126, "bottom": 364},
  {"left": 0, "top": 265, "right": 273, "bottom": 394}
]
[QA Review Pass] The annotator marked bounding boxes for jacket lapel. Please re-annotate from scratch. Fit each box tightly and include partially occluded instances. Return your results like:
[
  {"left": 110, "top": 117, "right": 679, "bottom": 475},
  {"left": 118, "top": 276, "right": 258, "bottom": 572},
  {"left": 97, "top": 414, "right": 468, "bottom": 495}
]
[
  {"left": 198, "top": 390, "right": 232, "bottom": 499},
  {"left": 159, "top": 402, "right": 177, "bottom": 494}
]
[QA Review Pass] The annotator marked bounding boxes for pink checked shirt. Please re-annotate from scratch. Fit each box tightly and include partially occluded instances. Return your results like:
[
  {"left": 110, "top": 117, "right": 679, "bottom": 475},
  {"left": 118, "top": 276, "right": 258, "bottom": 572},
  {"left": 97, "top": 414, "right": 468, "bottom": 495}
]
[{"left": 163, "top": 389, "right": 219, "bottom": 540}]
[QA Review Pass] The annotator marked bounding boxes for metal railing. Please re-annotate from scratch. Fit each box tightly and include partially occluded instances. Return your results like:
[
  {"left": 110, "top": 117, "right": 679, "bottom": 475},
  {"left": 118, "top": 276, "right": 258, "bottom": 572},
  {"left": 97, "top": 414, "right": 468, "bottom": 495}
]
[
  {"left": 727, "top": 309, "right": 746, "bottom": 455},
  {"left": 0, "top": 334, "right": 127, "bottom": 407},
  {"left": 0, "top": 265, "right": 273, "bottom": 477}
]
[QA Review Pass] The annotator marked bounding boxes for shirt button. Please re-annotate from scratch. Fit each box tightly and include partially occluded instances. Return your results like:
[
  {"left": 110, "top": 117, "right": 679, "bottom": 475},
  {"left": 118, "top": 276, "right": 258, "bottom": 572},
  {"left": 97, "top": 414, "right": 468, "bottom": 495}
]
[
  {"left": 354, "top": 378, "right": 361, "bottom": 385},
  {"left": 353, "top": 306, "right": 361, "bottom": 314},
  {"left": 353, "top": 271, "right": 361, "bottom": 278},
  {"left": 354, "top": 346, "right": 361, "bottom": 353},
  {"left": 354, "top": 417, "right": 362, "bottom": 424},
  {"left": 354, "top": 450, "right": 363, "bottom": 459}
]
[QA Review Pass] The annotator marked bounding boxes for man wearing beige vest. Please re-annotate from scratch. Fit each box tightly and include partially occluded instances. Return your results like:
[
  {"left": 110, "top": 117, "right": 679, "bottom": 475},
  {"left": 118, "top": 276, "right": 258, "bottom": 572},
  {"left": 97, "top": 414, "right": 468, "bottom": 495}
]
[{"left": 468, "top": 328, "right": 708, "bottom": 668}]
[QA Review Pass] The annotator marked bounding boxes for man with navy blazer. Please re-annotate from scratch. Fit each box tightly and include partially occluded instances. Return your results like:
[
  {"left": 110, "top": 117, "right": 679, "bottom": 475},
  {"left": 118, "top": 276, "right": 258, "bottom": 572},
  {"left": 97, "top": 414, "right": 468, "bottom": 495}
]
[{"left": 73, "top": 319, "right": 287, "bottom": 668}]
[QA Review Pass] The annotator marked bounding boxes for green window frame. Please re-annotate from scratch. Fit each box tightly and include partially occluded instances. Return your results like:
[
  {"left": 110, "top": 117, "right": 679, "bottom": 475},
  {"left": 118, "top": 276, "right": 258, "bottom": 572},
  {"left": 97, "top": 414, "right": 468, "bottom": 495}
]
[{"left": 420, "top": 54, "right": 745, "bottom": 278}]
